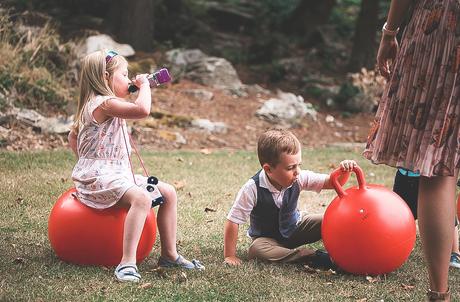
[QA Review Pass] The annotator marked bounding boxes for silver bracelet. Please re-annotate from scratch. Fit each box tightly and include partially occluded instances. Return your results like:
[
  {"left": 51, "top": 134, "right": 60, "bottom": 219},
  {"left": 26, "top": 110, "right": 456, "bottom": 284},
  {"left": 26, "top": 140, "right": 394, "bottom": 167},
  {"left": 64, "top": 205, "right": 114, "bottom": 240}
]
[{"left": 382, "top": 22, "right": 399, "bottom": 36}]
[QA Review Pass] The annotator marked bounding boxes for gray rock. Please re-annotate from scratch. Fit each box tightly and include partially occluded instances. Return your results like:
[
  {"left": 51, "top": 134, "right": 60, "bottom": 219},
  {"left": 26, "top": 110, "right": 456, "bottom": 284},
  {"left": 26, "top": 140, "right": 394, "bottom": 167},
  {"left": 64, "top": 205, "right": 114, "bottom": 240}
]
[
  {"left": 16, "top": 108, "right": 73, "bottom": 134},
  {"left": 191, "top": 119, "right": 228, "bottom": 134},
  {"left": 181, "top": 89, "right": 214, "bottom": 101},
  {"left": 76, "top": 34, "right": 135, "bottom": 58},
  {"left": 185, "top": 57, "right": 244, "bottom": 93},
  {"left": 256, "top": 90, "right": 317, "bottom": 126}
]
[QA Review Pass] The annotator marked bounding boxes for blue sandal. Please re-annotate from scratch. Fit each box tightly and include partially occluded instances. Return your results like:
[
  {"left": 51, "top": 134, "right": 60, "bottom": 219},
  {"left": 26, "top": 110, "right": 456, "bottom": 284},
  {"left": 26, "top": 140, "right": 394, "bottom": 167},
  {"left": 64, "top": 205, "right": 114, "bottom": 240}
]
[
  {"left": 114, "top": 263, "right": 141, "bottom": 282},
  {"left": 158, "top": 255, "right": 205, "bottom": 270}
]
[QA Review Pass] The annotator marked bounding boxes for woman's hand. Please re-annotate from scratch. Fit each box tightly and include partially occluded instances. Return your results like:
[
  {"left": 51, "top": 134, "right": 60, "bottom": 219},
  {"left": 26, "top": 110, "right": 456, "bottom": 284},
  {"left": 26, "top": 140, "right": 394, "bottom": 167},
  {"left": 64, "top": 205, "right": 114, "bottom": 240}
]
[
  {"left": 377, "top": 36, "right": 399, "bottom": 80},
  {"left": 339, "top": 160, "right": 357, "bottom": 172}
]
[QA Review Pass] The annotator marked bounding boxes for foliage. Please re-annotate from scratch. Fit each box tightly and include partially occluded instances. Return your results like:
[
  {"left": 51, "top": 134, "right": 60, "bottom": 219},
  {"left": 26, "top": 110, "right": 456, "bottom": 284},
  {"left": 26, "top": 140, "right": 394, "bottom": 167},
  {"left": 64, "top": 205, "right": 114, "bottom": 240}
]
[
  {"left": 0, "top": 9, "right": 78, "bottom": 113},
  {"left": 1, "top": 148, "right": 457, "bottom": 301},
  {"left": 334, "top": 68, "right": 386, "bottom": 113}
]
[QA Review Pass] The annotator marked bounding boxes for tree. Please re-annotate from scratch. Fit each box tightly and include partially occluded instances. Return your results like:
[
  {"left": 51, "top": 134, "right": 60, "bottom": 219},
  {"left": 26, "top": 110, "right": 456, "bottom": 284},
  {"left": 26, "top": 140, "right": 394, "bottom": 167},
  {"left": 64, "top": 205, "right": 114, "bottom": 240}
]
[
  {"left": 107, "top": 0, "right": 155, "bottom": 51},
  {"left": 283, "top": 0, "right": 336, "bottom": 37},
  {"left": 347, "top": 0, "right": 380, "bottom": 72}
]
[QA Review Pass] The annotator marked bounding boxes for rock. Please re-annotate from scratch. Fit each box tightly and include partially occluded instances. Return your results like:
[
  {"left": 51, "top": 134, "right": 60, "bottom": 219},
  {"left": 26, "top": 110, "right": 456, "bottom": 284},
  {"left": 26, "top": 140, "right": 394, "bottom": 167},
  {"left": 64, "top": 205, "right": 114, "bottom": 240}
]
[
  {"left": 76, "top": 34, "right": 135, "bottom": 58},
  {"left": 181, "top": 89, "right": 214, "bottom": 101},
  {"left": 185, "top": 57, "right": 244, "bottom": 93},
  {"left": 256, "top": 90, "right": 317, "bottom": 126},
  {"left": 15, "top": 108, "right": 72, "bottom": 134},
  {"left": 165, "top": 49, "right": 207, "bottom": 80},
  {"left": 38, "top": 116, "right": 73, "bottom": 134},
  {"left": 246, "top": 84, "right": 270, "bottom": 96},
  {"left": 191, "top": 119, "right": 228, "bottom": 134},
  {"left": 157, "top": 130, "right": 187, "bottom": 145},
  {"left": 206, "top": 2, "right": 255, "bottom": 32}
]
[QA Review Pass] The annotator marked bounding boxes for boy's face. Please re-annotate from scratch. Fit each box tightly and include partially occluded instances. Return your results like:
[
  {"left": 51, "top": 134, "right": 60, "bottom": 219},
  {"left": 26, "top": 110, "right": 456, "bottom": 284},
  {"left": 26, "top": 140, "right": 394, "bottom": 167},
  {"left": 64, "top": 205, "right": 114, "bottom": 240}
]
[{"left": 264, "top": 150, "right": 301, "bottom": 190}]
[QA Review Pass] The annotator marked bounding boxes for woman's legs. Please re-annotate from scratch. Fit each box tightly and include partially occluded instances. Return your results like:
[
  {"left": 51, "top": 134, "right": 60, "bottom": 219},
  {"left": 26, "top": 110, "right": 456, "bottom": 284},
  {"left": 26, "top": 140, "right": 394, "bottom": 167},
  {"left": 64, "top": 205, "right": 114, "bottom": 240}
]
[
  {"left": 418, "top": 173, "right": 458, "bottom": 292},
  {"left": 118, "top": 187, "right": 151, "bottom": 264},
  {"left": 157, "top": 182, "right": 179, "bottom": 261},
  {"left": 452, "top": 225, "right": 459, "bottom": 255}
]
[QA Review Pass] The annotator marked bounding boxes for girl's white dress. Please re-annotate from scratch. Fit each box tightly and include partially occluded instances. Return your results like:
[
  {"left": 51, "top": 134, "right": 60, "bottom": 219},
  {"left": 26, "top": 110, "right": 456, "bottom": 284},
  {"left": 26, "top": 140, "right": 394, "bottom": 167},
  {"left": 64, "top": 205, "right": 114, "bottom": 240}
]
[{"left": 72, "top": 95, "right": 147, "bottom": 209}]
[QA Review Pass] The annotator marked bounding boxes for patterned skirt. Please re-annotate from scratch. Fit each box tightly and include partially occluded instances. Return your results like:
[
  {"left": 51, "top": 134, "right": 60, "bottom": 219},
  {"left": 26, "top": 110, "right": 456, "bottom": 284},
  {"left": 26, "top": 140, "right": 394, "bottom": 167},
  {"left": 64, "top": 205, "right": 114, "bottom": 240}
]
[{"left": 364, "top": 0, "right": 460, "bottom": 177}]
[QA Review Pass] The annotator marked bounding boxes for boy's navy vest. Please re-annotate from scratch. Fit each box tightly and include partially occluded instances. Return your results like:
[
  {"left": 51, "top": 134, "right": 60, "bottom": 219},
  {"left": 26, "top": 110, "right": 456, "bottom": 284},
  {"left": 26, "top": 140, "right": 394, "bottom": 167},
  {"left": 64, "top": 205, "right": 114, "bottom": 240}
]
[{"left": 248, "top": 171, "right": 300, "bottom": 242}]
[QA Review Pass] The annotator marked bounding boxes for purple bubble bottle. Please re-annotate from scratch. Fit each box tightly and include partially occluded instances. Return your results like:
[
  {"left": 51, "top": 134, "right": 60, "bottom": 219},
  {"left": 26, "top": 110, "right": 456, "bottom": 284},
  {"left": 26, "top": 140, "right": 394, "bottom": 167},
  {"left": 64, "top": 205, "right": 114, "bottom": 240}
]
[{"left": 128, "top": 68, "right": 171, "bottom": 93}]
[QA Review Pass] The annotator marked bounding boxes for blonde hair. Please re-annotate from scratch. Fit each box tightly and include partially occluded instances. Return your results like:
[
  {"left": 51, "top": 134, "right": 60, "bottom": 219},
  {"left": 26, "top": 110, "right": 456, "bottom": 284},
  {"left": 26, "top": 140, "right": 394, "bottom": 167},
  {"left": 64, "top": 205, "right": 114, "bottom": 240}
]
[
  {"left": 71, "top": 50, "right": 127, "bottom": 133},
  {"left": 257, "top": 128, "right": 300, "bottom": 167}
]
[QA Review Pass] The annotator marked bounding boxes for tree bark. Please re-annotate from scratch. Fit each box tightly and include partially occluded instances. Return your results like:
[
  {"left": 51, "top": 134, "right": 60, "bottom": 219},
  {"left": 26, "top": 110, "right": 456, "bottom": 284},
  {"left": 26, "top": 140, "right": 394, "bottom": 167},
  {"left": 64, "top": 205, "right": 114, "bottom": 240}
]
[
  {"left": 347, "top": 0, "right": 380, "bottom": 72},
  {"left": 107, "top": 0, "right": 155, "bottom": 51},
  {"left": 283, "top": 0, "right": 336, "bottom": 36}
]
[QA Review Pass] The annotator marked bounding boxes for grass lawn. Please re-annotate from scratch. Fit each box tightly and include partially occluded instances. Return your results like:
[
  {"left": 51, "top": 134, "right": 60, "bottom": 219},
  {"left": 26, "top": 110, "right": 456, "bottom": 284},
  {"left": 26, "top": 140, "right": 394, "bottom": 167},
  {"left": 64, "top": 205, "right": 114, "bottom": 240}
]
[{"left": 0, "top": 147, "right": 459, "bottom": 301}]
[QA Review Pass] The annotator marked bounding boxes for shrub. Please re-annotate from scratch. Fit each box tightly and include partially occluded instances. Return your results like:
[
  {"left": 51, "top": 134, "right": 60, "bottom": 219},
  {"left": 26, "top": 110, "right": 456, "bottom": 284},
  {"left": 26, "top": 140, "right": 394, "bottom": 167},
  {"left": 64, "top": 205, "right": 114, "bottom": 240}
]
[{"left": 0, "top": 9, "right": 77, "bottom": 114}]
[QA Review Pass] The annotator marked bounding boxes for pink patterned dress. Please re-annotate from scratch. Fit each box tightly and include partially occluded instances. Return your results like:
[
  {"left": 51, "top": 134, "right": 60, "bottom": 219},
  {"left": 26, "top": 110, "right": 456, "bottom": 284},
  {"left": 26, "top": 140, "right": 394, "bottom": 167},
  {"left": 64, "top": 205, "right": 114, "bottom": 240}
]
[
  {"left": 72, "top": 95, "right": 146, "bottom": 209},
  {"left": 364, "top": 0, "right": 460, "bottom": 177}
]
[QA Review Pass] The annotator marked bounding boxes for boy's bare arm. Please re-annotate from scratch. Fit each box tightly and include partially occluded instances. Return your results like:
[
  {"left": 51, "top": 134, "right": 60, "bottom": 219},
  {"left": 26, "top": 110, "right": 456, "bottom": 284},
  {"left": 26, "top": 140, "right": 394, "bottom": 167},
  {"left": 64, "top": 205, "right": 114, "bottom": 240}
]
[
  {"left": 68, "top": 131, "right": 78, "bottom": 157},
  {"left": 224, "top": 219, "right": 242, "bottom": 266}
]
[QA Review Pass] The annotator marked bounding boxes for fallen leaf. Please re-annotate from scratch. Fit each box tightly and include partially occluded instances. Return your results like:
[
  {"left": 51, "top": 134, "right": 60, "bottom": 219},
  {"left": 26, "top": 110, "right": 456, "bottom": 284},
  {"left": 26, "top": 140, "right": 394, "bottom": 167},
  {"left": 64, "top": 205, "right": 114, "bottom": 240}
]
[
  {"left": 187, "top": 192, "right": 192, "bottom": 198},
  {"left": 401, "top": 283, "right": 415, "bottom": 290},
  {"left": 152, "top": 267, "right": 168, "bottom": 278},
  {"left": 13, "top": 257, "right": 25, "bottom": 264},
  {"left": 16, "top": 197, "right": 24, "bottom": 205},
  {"left": 206, "top": 220, "right": 214, "bottom": 223},
  {"left": 365, "top": 275, "right": 379, "bottom": 283},
  {"left": 138, "top": 282, "right": 152, "bottom": 289},
  {"left": 200, "top": 148, "right": 212, "bottom": 155},
  {"left": 177, "top": 157, "right": 184, "bottom": 162},
  {"left": 176, "top": 271, "right": 187, "bottom": 283},
  {"left": 173, "top": 180, "right": 186, "bottom": 190},
  {"left": 303, "top": 265, "right": 321, "bottom": 274},
  {"left": 204, "top": 207, "right": 216, "bottom": 212}
]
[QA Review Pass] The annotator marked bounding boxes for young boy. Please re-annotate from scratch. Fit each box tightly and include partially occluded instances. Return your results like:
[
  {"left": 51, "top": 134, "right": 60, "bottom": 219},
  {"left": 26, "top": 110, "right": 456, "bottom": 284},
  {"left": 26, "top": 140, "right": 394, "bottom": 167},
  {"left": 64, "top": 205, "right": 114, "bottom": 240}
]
[
  {"left": 393, "top": 169, "right": 460, "bottom": 268},
  {"left": 223, "top": 129, "right": 357, "bottom": 267}
]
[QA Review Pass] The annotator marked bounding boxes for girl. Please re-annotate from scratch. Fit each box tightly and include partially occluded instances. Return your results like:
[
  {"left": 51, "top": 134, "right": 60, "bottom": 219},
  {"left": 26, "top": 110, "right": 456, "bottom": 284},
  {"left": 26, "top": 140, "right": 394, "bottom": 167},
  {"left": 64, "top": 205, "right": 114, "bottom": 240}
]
[{"left": 68, "top": 50, "right": 203, "bottom": 283}]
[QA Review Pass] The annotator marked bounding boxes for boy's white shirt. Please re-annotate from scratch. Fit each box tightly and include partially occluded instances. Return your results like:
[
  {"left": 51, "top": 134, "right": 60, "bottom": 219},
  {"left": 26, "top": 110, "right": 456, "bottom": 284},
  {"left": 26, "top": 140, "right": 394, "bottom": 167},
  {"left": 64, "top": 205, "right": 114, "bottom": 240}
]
[{"left": 227, "top": 169, "right": 328, "bottom": 225}]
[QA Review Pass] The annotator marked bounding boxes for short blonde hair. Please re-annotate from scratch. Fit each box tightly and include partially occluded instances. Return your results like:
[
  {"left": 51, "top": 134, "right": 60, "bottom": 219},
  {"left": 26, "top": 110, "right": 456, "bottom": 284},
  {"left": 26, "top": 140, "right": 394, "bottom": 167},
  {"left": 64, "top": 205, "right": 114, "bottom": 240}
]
[
  {"left": 71, "top": 50, "right": 128, "bottom": 133},
  {"left": 257, "top": 128, "right": 300, "bottom": 167}
]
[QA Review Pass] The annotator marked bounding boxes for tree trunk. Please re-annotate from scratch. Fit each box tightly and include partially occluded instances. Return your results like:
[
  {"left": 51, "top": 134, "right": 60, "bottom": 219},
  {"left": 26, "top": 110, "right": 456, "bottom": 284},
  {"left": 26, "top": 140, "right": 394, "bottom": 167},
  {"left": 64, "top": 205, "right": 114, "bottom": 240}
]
[
  {"left": 283, "top": 0, "right": 336, "bottom": 36},
  {"left": 107, "top": 0, "right": 155, "bottom": 51},
  {"left": 347, "top": 0, "right": 380, "bottom": 72}
]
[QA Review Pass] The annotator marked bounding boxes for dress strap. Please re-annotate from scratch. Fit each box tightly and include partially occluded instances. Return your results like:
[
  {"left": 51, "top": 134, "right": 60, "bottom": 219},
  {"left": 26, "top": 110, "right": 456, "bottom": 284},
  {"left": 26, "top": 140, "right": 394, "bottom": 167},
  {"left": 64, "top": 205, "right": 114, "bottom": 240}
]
[{"left": 120, "top": 119, "right": 149, "bottom": 185}]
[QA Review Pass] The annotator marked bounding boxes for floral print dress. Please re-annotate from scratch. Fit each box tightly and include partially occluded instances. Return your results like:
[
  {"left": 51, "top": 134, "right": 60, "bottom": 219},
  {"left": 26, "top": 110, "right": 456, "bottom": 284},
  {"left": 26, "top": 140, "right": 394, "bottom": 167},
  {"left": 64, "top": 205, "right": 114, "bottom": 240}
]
[
  {"left": 364, "top": 0, "right": 460, "bottom": 177},
  {"left": 72, "top": 95, "right": 144, "bottom": 209}
]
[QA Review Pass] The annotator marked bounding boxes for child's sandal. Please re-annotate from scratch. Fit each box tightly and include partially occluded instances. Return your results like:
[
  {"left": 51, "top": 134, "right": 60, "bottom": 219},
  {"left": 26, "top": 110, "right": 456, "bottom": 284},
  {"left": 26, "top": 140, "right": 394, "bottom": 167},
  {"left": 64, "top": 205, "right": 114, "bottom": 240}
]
[
  {"left": 114, "top": 263, "right": 141, "bottom": 282},
  {"left": 427, "top": 288, "right": 450, "bottom": 302},
  {"left": 158, "top": 254, "right": 205, "bottom": 270}
]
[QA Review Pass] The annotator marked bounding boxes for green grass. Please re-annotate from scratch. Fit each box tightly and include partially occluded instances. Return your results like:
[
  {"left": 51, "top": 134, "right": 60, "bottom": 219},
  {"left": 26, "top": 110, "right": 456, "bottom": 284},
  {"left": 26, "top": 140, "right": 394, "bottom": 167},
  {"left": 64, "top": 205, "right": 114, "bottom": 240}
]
[{"left": 0, "top": 147, "right": 459, "bottom": 301}]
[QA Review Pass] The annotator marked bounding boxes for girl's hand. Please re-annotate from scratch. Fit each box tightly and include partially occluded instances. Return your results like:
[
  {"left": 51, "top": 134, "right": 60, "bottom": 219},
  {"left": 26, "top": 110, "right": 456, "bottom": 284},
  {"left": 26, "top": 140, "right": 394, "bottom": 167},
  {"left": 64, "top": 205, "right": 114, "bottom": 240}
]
[
  {"left": 339, "top": 160, "right": 357, "bottom": 172},
  {"left": 132, "top": 74, "right": 149, "bottom": 88},
  {"left": 377, "top": 36, "right": 399, "bottom": 80}
]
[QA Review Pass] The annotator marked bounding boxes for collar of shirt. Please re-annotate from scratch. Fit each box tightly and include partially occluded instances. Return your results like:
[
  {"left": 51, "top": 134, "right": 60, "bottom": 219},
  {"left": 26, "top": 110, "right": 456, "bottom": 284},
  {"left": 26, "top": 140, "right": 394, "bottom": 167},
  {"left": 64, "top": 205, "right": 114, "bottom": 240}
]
[{"left": 259, "top": 170, "right": 294, "bottom": 193}]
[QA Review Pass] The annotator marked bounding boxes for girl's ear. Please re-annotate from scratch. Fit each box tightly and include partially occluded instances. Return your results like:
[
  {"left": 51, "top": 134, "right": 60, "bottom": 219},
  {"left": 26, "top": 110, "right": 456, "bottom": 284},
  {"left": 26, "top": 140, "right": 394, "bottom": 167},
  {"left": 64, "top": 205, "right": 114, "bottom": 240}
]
[{"left": 104, "top": 71, "right": 109, "bottom": 81}]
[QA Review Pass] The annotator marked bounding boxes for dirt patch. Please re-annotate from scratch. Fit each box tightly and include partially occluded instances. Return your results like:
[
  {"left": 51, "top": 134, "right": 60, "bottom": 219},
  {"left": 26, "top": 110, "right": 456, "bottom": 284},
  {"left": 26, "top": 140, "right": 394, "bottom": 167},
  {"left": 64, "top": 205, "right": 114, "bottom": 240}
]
[{"left": 0, "top": 80, "right": 374, "bottom": 151}]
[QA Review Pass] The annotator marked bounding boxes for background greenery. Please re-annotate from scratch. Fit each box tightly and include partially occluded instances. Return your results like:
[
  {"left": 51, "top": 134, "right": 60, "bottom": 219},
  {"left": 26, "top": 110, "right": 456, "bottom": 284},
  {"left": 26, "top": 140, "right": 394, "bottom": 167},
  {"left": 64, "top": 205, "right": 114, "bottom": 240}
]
[{"left": 1, "top": 148, "right": 459, "bottom": 301}]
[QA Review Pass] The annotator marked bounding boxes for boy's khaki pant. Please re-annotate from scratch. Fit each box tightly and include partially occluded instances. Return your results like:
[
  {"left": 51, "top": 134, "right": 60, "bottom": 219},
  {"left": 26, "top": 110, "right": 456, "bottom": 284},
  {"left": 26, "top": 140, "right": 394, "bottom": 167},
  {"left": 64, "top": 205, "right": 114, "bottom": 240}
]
[{"left": 248, "top": 213, "right": 323, "bottom": 263}]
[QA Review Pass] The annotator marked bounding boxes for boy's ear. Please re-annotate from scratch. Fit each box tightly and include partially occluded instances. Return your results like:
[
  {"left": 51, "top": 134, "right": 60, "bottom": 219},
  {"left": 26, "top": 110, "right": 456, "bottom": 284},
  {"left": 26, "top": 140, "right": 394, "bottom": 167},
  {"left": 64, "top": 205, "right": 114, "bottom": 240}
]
[{"left": 262, "top": 163, "right": 271, "bottom": 174}]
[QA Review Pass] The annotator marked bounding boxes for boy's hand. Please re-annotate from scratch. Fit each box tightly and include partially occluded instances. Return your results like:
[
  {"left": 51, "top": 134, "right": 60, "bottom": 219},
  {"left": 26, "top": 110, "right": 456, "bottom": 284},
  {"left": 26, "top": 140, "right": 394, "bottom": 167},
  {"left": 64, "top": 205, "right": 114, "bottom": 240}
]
[
  {"left": 224, "top": 256, "right": 242, "bottom": 266},
  {"left": 339, "top": 160, "right": 357, "bottom": 171}
]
